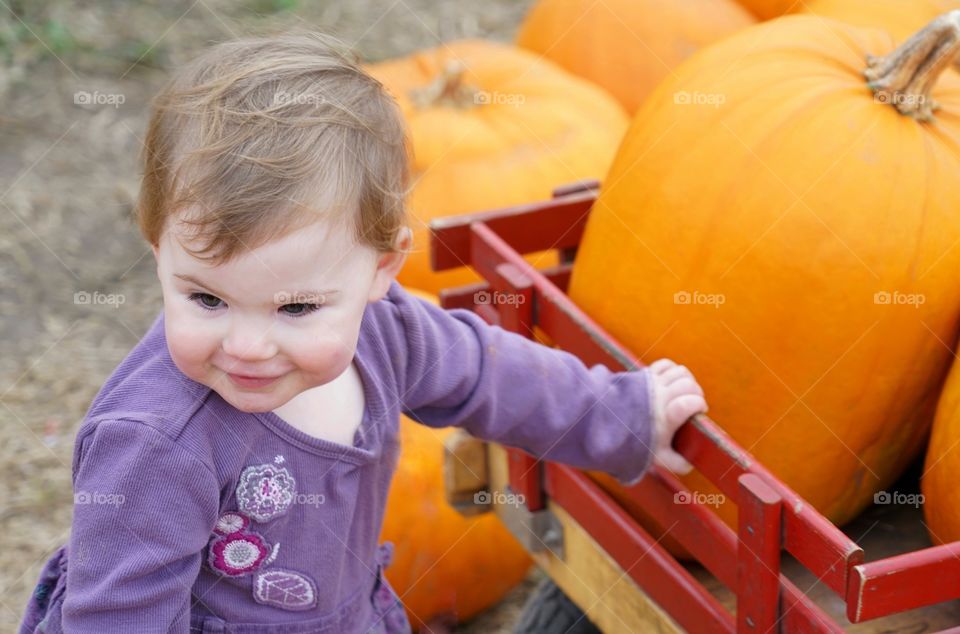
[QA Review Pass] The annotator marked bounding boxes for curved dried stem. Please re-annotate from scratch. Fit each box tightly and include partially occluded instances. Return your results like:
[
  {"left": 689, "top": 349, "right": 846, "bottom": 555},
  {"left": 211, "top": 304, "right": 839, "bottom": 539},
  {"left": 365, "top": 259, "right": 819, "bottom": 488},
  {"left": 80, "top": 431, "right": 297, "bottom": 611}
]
[
  {"left": 409, "top": 60, "right": 480, "bottom": 109},
  {"left": 864, "top": 10, "right": 960, "bottom": 121}
]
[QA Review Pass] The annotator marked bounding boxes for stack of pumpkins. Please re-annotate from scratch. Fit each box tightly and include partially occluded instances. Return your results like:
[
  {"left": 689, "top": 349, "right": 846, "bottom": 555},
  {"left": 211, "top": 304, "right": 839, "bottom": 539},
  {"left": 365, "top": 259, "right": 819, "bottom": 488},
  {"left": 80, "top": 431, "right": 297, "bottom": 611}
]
[
  {"left": 377, "top": 0, "right": 960, "bottom": 629},
  {"left": 374, "top": 1, "right": 755, "bottom": 629}
]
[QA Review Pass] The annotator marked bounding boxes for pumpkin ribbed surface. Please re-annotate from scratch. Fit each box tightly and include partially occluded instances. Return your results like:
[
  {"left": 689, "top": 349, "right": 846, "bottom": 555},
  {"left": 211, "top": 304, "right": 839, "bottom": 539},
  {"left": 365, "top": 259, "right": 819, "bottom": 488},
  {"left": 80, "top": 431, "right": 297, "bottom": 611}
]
[{"left": 569, "top": 15, "right": 960, "bottom": 527}]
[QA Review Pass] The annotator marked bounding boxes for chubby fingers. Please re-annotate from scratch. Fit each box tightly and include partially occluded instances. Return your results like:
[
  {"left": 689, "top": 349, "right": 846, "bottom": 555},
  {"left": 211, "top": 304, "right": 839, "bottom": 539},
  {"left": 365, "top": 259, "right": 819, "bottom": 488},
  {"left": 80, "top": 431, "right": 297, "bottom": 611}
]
[
  {"left": 654, "top": 449, "right": 694, "bottom": 476},
  {"left": 658, "top": 363, "right": 696, "bottom": 386},
  {"left": 665, "top": 393, "right": 707, "bottom": 426},
  {"left": 648, "top": 358, "right": 676, "bottom": 375},
  {"left": 663, "top": 376, "right": 704, "bottom": 401}
]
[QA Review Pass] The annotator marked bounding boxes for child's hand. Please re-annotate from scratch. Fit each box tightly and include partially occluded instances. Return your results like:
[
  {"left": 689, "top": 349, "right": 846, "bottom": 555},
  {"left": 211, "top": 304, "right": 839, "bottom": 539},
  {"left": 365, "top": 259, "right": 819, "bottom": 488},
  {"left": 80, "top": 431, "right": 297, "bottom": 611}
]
[{"left": 647, "top": 359, "right": 707, "bottom": 476}]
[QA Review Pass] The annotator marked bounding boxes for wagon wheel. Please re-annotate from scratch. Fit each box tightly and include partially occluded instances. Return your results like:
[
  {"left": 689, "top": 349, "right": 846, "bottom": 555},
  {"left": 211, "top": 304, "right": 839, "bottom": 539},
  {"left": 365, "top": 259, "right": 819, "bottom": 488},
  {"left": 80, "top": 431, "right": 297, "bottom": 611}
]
[{"left": 513, "top": 578, "right": 602, "bottom": 634}]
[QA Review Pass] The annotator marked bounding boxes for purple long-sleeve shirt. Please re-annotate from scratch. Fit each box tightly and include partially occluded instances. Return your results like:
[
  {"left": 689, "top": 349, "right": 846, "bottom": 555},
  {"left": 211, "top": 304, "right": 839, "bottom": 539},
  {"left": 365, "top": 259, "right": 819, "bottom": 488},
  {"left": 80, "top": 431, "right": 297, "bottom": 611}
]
[{"left": 19, "top": 280, "right": 655, "bottom": 633}]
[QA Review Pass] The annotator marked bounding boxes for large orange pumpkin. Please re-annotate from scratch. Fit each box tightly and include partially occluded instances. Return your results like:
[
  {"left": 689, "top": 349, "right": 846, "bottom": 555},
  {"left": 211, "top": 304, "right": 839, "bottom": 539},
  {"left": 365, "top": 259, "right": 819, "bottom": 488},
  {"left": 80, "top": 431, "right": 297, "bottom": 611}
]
[
  {"left": 515, "top": 0, "right": 755, "bottom": 115},
  {"left": 380, "top": 289, "right": 531, "bottom": 628},
  {"left": 734, "top": 0, "right": 801, "bottom": 20},
  {"left": 568, "top": 14, "right": 960, "bottom": 528},
  {"left": 801, "top": 0, "right": 960, "bottom": 42},
  {"left": 924, "top": 357, "right": 960, "bottom": 545},
  {"left": 367, "top": 41, "right": 629, "bottom": 295}
]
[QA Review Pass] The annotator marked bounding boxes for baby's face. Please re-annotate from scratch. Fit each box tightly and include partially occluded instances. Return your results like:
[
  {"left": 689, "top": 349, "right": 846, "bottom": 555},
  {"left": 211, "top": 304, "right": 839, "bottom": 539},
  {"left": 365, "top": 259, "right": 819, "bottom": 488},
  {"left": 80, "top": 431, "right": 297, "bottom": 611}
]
[{"left": 152, "top": 213, "right": 400, "bottom": 413}]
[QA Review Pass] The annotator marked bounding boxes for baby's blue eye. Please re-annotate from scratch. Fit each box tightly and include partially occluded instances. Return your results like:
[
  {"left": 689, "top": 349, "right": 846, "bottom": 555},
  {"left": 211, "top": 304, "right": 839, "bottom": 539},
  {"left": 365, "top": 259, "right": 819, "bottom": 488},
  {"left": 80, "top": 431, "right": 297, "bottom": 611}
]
[
  {"left": 189, "top": 292, "right": 223, "bottom": 310},
  {"left": 280, "top": 303, "right": 321, "bottom": 317},
  {"left": 187, "top": 292, "right": 321, "bottom": 318}
]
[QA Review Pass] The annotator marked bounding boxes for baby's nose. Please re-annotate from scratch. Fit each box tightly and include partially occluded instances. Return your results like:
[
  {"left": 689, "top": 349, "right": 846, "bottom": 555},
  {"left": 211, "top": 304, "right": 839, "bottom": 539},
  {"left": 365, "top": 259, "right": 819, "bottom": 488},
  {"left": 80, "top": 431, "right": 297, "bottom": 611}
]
[{"left": 222, "top": 320, "right": 278, "bottom": 361}]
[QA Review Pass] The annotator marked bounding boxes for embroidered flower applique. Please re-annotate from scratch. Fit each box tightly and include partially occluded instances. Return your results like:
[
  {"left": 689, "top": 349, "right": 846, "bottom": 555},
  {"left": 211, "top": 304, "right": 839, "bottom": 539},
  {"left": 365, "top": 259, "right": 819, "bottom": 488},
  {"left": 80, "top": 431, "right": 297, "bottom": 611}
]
[
  {"left": 214, "top": 511, "right": 249, "bottom": 536},
  {"left": 204, "top": 461, "right": 321, "bottom": 612},
  {"left": 208, "top": 511, "right": 282, "bottom": 578},
  {"left": 208, "top": 530, "right": 271, "bottom": 577},
  {"left": 236, "top": 462, "right": 297, "bottom": 522}
]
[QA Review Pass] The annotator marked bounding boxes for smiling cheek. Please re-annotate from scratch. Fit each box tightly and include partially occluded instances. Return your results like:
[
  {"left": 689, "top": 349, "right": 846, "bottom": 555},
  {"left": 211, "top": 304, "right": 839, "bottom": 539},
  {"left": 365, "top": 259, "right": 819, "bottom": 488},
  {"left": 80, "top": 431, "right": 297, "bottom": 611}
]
[
  {"left": 290, "top": 327, "right": 356, "bottom": 386},
  {"left": 161, "top": 299, "right": 360, "bottom": 411},
  {"left": 164, "top": 308, "right": 221, "bottom": 384}
]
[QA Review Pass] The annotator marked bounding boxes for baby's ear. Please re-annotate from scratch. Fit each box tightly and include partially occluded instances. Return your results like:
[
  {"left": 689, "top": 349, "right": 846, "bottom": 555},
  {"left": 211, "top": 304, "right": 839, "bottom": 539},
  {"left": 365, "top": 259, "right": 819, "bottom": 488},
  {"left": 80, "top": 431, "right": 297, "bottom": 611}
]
[{"left": 367, "top": 228, "right": 412, "bottom": 302}]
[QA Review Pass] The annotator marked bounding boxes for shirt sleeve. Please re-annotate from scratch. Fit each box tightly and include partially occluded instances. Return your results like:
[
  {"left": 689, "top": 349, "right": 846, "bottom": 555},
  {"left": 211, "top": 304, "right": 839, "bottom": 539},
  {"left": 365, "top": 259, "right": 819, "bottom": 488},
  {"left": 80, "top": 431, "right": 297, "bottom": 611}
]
[
  {"left": 389, "top": 285, "right": 656, "bottom": 486},
  {"left": 62, "top": 418, "right": 220, "bottom": 633}
]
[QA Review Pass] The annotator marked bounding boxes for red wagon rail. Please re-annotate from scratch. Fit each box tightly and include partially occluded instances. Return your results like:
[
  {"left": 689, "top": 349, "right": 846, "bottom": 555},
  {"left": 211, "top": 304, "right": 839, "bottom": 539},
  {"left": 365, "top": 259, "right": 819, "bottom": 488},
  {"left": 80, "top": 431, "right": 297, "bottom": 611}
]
[{"left": 429, "top": 180, "right": 960, "bottom": 633}]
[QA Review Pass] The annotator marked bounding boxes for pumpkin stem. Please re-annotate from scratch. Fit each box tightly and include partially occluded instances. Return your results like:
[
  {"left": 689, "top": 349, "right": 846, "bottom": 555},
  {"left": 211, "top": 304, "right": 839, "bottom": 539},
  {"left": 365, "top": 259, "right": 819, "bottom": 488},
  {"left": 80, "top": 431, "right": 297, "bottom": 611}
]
[
  {"left": 864, "top": 10, "right": 960, "bottom": 121},
  {"left": 409, "top": 60, "right": 481, "bottom": 109}
]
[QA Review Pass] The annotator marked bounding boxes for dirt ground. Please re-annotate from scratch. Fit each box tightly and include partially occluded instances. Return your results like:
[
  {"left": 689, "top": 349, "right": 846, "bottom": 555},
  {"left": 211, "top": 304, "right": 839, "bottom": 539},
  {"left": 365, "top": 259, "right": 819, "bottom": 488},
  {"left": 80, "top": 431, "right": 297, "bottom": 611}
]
[{"left": 0, "top": 0, "right": 539, "bottom": 630}]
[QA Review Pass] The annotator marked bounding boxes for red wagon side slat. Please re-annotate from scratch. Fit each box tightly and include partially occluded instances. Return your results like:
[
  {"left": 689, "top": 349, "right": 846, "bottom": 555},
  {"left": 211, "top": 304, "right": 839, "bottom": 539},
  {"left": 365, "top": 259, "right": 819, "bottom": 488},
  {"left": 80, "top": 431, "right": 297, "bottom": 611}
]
[{"left": 429, "top": 180, "right": 960, "bottom": 631}]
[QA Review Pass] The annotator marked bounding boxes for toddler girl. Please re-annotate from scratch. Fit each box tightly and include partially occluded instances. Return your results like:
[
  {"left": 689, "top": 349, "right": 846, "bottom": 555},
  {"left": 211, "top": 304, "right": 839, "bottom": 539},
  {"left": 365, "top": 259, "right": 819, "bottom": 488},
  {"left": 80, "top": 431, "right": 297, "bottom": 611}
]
[{"left": 19, "top": 31, "right": 706, "bottom": 634}]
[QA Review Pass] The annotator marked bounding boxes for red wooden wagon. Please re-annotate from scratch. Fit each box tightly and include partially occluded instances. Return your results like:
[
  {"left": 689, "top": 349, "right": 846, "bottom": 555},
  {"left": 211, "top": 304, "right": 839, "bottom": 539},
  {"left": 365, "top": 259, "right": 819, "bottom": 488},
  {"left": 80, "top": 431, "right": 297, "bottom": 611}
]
[{"left": 430, "top": 180, "right": 960, "bottom": 633}]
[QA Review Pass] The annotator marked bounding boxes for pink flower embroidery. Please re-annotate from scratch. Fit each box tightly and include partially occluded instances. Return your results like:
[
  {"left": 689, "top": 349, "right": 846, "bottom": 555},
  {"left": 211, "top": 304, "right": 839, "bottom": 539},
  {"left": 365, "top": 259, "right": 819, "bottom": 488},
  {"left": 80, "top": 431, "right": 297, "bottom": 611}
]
[
  {"left": 236, "top": 463, "right": 296, "bottom": 522},
  {"left": 208, "top": 531, "right": 270, "bottom": 577}
]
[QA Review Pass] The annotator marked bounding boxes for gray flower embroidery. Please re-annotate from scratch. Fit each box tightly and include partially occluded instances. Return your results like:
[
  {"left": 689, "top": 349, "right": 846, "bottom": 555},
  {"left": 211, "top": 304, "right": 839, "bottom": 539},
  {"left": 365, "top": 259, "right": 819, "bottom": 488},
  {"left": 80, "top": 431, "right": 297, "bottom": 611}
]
[{"left": 236, "top": 462, "right": 296, "bottom": 522}]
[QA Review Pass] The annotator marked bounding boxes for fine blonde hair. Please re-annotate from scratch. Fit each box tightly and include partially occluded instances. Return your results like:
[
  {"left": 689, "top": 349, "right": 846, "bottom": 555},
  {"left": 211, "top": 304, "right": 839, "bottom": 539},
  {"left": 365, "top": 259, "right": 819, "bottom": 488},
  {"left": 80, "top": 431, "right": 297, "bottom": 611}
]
[{"left": 136, "top": 31, "right": 412, "bottom": 264}]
